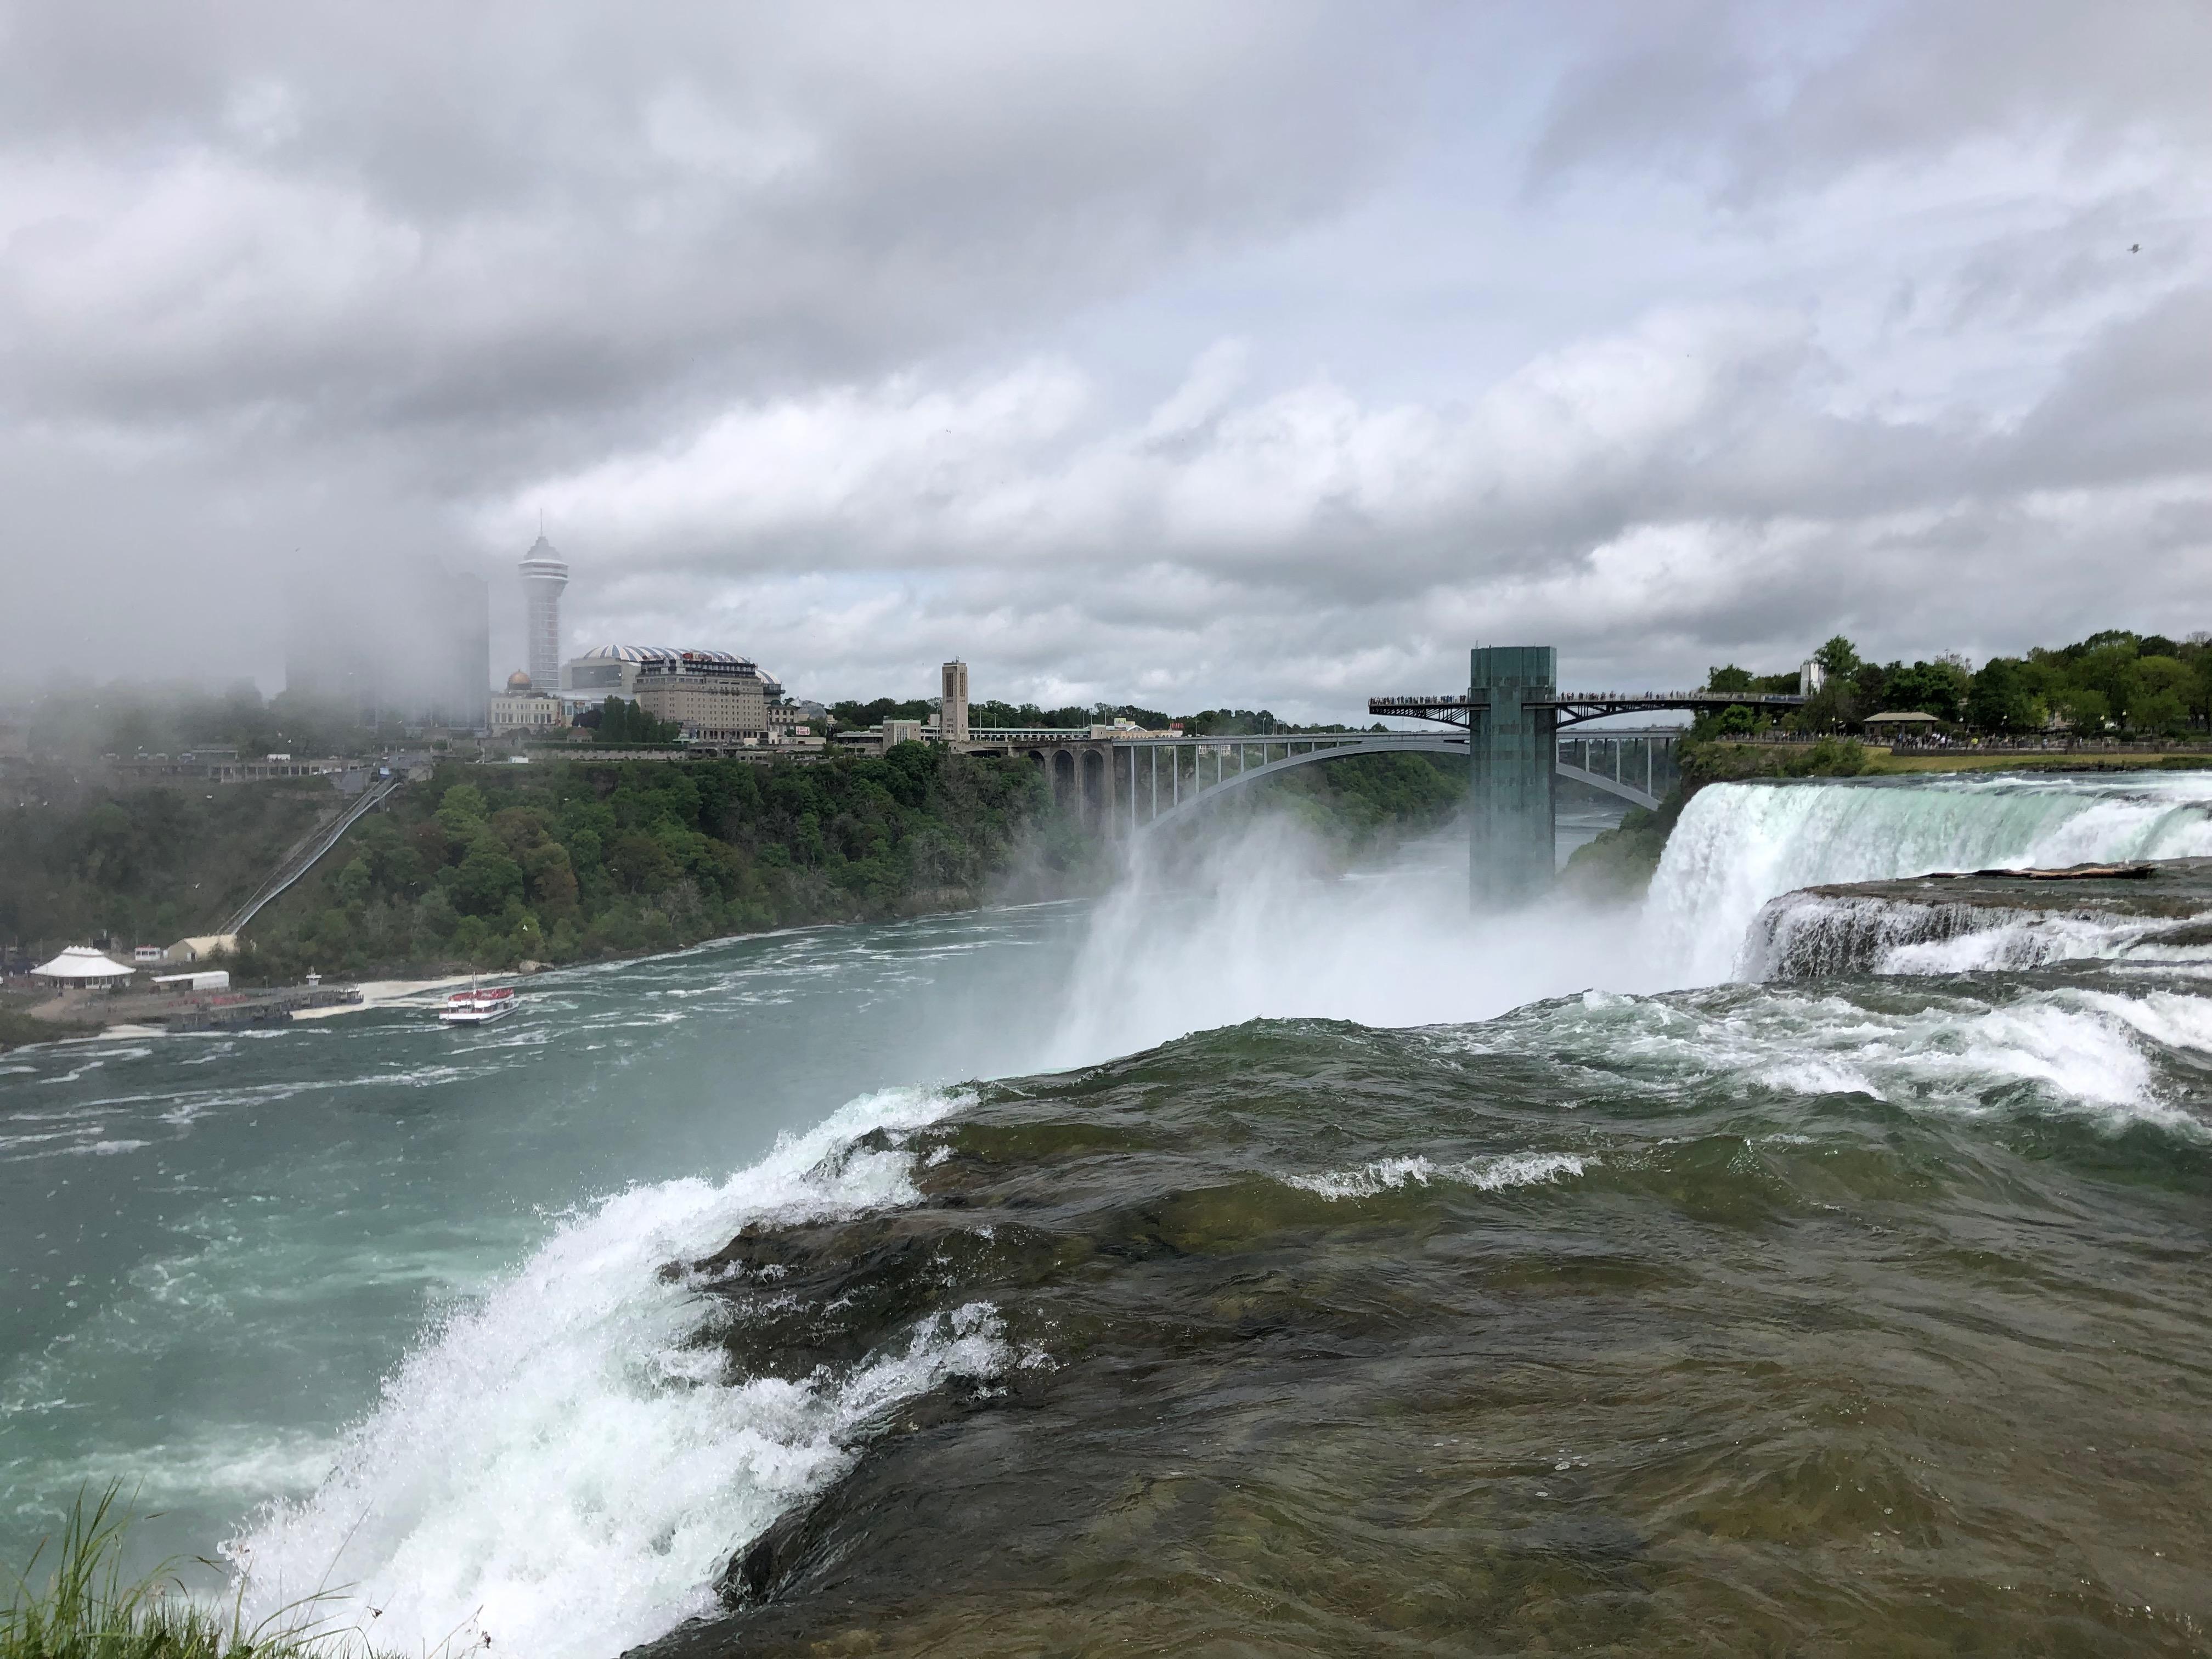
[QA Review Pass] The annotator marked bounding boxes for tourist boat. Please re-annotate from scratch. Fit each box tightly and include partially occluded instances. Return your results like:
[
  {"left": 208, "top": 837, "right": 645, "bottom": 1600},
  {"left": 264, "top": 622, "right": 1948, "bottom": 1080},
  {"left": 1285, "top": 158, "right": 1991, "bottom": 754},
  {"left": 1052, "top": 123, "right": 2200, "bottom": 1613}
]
[{"left": 438, "top": 984, "right": 517, "bottom": 1026}]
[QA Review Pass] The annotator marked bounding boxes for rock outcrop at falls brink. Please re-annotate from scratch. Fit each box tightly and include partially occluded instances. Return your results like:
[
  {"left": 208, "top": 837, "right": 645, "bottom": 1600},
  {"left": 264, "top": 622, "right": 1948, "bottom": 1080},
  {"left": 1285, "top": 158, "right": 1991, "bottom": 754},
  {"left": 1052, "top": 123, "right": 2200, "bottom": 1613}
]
[{"left": 1745, "top": 858, "right": 2212, "bottom": 979}]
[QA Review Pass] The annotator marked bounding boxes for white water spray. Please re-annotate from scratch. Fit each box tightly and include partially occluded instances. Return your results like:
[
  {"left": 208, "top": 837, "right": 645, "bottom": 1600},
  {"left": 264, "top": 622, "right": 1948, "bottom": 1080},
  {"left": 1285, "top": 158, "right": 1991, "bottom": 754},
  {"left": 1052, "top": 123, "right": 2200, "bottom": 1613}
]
[
  {"left": 225, "top": 1087, "right": 1005, "bottom": 1659},
  {"left": 1043, "top": 815, "right": 1662, "bottom": 1064},
  {"left": 1648, "top": 772, "right": 2212, "bottom": 982}
]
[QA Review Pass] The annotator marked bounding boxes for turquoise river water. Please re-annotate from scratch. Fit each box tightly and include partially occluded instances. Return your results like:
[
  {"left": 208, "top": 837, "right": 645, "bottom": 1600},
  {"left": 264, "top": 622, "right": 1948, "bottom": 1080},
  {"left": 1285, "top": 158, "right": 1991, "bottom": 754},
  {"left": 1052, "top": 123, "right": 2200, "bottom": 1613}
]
[{"left": 3, "top": 777, "right": 2209, "bottom": 1657}]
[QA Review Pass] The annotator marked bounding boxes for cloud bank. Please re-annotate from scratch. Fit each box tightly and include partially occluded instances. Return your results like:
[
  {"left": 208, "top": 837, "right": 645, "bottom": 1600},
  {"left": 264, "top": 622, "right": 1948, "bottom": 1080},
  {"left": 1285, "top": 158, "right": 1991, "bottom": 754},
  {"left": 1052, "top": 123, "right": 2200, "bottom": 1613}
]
[{"left": 2, "top": 0, "right": 2208, "bottom": 714}]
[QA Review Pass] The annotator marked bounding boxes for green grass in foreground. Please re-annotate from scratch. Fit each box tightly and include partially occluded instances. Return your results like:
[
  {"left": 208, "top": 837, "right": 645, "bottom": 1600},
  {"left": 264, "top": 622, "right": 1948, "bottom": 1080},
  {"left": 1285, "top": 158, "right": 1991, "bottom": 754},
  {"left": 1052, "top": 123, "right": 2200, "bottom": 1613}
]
[{"left": 2, "top": 1488, "right": 402, "bottom": 1659}]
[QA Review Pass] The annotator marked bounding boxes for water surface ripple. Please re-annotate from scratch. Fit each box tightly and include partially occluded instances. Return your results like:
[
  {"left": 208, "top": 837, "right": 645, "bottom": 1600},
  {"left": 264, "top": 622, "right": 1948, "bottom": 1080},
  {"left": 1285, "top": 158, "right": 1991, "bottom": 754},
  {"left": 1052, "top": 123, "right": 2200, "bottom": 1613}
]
[{"left": 637, "top": 975, "right": 2212, "bottom": 1656}]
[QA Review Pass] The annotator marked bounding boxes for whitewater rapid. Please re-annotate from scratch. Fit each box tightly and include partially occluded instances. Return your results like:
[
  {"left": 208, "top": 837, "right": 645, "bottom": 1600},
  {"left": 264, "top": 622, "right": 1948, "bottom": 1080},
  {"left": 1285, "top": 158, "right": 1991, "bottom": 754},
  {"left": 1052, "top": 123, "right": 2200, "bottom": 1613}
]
[
  {"left": 1647, "top": 771, "right": 2212, "bottom": 982},
  {"left": 227, "top": 1087, "right": 1010, "bottom": 1658}
]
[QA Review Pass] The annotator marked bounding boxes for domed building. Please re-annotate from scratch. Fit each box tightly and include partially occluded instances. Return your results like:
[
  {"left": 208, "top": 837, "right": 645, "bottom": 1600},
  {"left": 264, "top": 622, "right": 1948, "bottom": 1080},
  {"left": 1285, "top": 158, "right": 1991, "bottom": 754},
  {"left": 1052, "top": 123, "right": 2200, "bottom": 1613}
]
[{"left": 489, "top": 667, "right": 564, "bottom": 736}]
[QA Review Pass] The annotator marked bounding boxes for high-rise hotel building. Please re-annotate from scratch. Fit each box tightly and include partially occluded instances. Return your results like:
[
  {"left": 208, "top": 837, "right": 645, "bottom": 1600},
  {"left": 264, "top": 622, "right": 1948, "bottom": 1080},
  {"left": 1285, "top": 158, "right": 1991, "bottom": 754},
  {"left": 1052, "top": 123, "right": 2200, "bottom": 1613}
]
[
  {"left": 518, "top": 534, "right": 569, "bottom": 694},
  {"left": 633, "top": 650, "right": 771, "bottom": 741}
]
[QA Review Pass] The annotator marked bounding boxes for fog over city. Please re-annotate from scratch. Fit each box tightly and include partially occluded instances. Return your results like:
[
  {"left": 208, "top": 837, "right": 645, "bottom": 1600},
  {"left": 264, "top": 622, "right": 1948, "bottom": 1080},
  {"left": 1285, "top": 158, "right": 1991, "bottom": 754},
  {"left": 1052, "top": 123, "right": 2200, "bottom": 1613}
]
[{"left": 4, "top": 0, "right": 2210, "bottom": 718}]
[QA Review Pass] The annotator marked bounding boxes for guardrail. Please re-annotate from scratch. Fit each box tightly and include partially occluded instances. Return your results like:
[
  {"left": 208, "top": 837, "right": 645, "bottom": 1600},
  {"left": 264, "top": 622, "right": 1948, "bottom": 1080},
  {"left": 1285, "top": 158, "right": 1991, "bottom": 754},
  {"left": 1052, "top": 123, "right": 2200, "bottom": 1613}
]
[{"left": 1888, "top": 736, "right": 2212, "bottom": 755}]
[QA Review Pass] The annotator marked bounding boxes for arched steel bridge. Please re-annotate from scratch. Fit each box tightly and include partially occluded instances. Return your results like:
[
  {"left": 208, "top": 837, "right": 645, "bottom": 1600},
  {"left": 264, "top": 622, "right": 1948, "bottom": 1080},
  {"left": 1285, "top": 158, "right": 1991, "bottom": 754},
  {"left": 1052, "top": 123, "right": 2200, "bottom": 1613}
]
[
  {"left": 964, "top": 645, "right": 1799, "bottom": 901},
  {"left": 966, "top": 728, "right": 1682, "bottom": 833}
]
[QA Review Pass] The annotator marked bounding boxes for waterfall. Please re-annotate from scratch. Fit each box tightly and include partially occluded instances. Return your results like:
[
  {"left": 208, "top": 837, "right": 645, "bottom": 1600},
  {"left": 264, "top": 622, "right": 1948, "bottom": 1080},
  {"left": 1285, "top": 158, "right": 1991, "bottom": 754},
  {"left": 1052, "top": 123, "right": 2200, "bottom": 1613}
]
[{"left": 1646, "top": 772, "right": 2212, "bottom": 983}]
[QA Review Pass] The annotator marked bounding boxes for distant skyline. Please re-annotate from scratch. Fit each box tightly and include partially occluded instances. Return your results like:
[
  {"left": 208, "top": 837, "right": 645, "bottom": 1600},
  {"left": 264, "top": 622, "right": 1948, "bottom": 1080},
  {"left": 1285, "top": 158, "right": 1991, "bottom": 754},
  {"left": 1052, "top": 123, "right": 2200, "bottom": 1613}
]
[{"left": 3, "top": 2, "right": 2209, "bottom": 721}]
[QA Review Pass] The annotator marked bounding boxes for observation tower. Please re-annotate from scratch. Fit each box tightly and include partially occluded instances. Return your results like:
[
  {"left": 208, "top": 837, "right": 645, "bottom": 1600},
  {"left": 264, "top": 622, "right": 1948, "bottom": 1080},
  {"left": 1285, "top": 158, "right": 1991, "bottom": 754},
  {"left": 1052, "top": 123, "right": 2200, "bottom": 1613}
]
[{"left": 518, "top": 533, "right": 569, "bottom": 696}]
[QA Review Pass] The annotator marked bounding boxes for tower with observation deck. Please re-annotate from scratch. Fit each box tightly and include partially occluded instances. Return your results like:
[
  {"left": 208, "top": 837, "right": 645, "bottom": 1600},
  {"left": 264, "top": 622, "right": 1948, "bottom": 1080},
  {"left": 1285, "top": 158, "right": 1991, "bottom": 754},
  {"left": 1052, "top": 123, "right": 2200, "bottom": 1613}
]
[{"left": 518, "top": 534, "right": 569, "bottom": 697}]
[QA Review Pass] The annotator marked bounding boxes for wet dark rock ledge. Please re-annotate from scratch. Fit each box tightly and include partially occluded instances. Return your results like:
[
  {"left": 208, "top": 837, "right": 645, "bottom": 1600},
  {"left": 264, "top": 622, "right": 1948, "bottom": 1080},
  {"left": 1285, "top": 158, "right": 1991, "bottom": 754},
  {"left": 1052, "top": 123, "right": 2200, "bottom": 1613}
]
[{"left": 1746, "top": 857, "right": 2212, "bottom": 979}]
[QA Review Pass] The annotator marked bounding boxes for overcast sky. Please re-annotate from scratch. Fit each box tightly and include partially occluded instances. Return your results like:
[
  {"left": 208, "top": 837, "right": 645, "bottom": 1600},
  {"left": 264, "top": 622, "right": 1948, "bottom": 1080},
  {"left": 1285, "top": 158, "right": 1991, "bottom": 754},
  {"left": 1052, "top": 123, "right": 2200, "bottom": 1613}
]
[{"left": 3, "top": 0, "right": 2209, "bottom": 719}]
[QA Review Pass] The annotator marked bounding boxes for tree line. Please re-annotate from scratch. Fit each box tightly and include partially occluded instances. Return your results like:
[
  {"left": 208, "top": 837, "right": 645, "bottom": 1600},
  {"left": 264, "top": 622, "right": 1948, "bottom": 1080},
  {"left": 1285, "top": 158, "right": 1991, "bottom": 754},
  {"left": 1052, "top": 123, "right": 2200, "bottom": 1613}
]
[{"left": 1705, "top": 629, "right": 2212, "bottom": 737}]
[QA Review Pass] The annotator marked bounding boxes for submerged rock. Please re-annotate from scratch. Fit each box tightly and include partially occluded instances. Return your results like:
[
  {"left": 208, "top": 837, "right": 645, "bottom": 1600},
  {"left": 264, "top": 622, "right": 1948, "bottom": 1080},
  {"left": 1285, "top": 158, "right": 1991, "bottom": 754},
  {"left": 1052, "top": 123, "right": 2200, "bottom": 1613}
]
[{"left": 1746, "top": 857, "right": 2212, "bottom": 979}]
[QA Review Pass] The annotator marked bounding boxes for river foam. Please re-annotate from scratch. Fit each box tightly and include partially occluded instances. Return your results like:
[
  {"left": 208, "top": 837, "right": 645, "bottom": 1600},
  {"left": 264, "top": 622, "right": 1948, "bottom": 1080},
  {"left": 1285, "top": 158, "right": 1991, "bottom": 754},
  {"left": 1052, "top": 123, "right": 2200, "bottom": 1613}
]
[
  {"left": 1287, "top": 1151, "right": 1589, "bottom": 1200},
  {"left": 1458, "top": 979, "right": 2212, "bottom": 1141},
  {"left": 1647, "top": 772, "right": 2212, "bottom": 983},
  {"left": 225, "top": 1086, "right": 1006, "bottom": 1659}
]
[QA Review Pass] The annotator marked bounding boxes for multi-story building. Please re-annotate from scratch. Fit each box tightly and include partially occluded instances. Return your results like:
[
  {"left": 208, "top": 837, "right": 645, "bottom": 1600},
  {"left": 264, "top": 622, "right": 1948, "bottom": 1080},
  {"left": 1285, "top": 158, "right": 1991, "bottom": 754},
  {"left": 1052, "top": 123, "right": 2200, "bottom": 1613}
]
[
  {"left": 566, "top": 644, "right": 780, "bottom": 706},
  {"left": 631, "top": 650, "right": 770, "bottom": 742},
  {"left": 489, "top": 671, "right": 567, "bottom": 736}
]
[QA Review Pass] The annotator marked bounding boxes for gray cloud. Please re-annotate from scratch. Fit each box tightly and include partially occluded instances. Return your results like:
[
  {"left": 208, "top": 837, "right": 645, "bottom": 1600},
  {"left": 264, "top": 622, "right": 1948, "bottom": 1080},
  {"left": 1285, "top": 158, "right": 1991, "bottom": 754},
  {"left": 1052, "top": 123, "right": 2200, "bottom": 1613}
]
[
  {"left": 0, "top": 2, "right": 1421, "bottom": 430},
  {"left": 2, "top": 1, "right": 2209, "bottom": 718}
]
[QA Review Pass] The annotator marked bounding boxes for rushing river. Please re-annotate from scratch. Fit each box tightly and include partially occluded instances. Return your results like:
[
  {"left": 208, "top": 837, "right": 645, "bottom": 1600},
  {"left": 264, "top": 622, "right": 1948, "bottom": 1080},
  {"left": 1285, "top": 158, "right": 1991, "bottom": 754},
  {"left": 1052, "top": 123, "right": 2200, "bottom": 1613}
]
[{"left": 3, "top": 775, "right": 2210, "bottom": 1656}]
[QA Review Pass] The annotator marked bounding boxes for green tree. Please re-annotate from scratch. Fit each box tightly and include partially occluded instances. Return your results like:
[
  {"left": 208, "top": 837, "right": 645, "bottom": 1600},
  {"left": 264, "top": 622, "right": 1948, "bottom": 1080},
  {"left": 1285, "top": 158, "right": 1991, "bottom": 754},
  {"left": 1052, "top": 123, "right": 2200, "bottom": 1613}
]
[
  {"left": 521, "top": 842, "right": 579, "bottom": 912},
  {"left": 2057, "top": 686, "right": 2111, "bottom": 732},
  {"left": 333, "top": 857, "right": 373, "bottom": 907},
  {"left": 2071, "top": 640, "right": 2140, "bottom": 725},
  {"left": 595, "top": 698, "right": 682, "bottom": 744},
  {"left": 1880, "top": 661, "right": 1963, "bottom": 723},
  {"left": 2128, "top": 655, "right": 2192, "bottom": 735},
  {"left": 1966, "top": 658, "right": 2042, "bottom": 732},
  {"left": 1813, "top": 635, "right": 1863, "bottom": 678},
  {"left": 450, "top": 838, "right": 526, "bottom": 915},
  {"left": 435, "top": 783, "right": 490, "bottom": 837},
  {"left": 605, "top": 830, "right": 678, "bottom": 893},
  {"left": 1706, "top": 665, "right": 1756, "bottom": 693}
]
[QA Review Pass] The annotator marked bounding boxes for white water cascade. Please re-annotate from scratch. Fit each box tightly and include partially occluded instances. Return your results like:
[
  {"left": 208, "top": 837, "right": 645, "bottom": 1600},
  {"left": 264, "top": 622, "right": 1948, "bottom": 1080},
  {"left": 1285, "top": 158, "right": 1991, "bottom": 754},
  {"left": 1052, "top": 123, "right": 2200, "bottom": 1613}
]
[{"left": 1647, "top": 772, "right": 2212, "bottom": 983}]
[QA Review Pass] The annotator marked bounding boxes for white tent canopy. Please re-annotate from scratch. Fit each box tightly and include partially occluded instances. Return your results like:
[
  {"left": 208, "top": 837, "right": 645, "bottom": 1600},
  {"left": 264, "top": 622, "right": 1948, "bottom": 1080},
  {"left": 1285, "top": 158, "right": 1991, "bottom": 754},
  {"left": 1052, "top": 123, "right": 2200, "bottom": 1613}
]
[{"left": 32, "top": 946, "right": 137, "bottom": 984}]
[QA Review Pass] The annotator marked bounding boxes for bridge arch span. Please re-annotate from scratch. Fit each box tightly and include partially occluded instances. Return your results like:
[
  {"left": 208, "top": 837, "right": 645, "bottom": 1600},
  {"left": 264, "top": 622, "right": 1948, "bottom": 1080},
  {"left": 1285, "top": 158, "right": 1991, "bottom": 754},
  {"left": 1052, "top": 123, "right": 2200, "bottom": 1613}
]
[
  {"left": 1131, "top": 735, "right": 1660, "bottom": 837},
  {"left": 1553, "top": 763, "right": 1661, "bottom": 810},
  {"left": 1135, "top": 736, "right": 1466, "bottom": 836}
]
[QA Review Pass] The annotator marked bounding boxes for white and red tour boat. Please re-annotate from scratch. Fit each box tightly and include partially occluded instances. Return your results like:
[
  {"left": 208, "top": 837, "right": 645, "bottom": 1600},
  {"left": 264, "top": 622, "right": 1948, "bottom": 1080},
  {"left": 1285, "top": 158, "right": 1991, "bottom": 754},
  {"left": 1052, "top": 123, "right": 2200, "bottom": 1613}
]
[{"left": 437, "top": 984, "right": 518, "bottom": 1026}]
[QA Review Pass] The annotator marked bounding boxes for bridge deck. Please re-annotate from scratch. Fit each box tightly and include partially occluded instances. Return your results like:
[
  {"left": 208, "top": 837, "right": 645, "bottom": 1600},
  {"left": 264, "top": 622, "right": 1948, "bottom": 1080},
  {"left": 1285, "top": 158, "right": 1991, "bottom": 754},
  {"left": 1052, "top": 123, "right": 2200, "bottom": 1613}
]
[{"left": 1370, "top": 690, "right": 1804, "bottom": 729}]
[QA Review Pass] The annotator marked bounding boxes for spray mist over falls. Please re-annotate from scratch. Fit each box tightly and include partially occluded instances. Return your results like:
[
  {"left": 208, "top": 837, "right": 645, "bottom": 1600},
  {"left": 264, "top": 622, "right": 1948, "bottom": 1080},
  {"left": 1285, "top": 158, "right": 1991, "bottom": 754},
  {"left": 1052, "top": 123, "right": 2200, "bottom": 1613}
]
[
  {"left": 1043, "top": 819, "right": 1667, "bottom": 1065},
  {"left": 1046, "top": 769, "right": 2212, "bottom": 1060}
]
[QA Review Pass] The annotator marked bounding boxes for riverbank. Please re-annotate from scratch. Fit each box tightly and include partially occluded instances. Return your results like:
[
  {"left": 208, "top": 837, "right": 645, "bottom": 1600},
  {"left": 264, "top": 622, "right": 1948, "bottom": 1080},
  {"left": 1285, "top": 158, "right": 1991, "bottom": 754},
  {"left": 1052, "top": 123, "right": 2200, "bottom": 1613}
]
[{"left": 0, "top": 1001, "right": 98, "bottom": 1051}]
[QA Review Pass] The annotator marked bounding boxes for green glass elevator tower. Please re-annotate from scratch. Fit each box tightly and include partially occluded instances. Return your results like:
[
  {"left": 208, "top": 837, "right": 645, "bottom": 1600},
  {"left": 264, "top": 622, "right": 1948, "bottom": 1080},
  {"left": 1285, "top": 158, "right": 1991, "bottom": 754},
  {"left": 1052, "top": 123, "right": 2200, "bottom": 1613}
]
[{"left": 1469, "top": 646, "right": 1556, "bottom": 906}]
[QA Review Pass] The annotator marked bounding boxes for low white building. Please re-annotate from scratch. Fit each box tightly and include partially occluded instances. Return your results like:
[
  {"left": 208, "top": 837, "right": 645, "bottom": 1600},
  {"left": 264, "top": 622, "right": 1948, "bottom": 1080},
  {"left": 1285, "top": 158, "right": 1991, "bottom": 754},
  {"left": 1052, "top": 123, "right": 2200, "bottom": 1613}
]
[
  {"left": 153, "top": 969, "right": 231, "bottom": 992},
  {"left": 32, "top": 946, "right": 136, "bottom": 988}
]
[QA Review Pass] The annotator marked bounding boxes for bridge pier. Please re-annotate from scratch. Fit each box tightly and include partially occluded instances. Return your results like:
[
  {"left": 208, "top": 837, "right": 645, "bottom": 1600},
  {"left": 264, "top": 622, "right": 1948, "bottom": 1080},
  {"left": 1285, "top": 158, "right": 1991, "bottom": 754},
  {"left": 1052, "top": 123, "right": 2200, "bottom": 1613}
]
[{"left": 1468, "top": 646, "right": 1557, "bottom": 908}]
